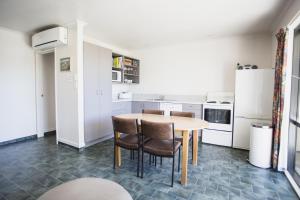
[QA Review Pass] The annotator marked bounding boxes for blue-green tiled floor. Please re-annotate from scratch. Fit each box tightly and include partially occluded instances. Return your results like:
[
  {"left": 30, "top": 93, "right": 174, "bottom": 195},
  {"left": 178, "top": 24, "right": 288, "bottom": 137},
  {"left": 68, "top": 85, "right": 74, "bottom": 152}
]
[{"left": 0, "top": 135, "right": 298, "bottom": 200}]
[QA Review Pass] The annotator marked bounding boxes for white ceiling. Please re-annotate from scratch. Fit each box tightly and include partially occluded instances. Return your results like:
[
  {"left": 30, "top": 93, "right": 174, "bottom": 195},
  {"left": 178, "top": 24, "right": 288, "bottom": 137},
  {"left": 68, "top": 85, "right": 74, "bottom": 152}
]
[{"left": 0, "top": 0, "right": 287, "bottom": 49}]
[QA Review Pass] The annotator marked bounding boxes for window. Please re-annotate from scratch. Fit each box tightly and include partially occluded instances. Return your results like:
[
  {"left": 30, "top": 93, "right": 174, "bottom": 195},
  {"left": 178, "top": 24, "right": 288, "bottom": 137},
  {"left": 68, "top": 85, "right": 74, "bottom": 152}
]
[{"left": 288, "top": 28, "right": 300, "bottom": 186}]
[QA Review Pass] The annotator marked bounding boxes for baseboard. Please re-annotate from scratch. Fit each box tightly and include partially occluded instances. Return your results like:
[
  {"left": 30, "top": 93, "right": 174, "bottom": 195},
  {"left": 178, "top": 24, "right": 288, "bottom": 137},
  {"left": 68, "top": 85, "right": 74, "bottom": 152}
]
[
  {"left": 0, "top": 134, "right": 37, "bottom": 146},
  {"left": 57, "top": 137, "right": 81, "bottom": 149},
  {"left": 44, "top": 130, "right": 56, "bottom": 137},
  {"left": 84, "top": 134, "right": 113, "bottom": 147},
  {"left": 285, "top": 170, "right": 300, "bottom": 198}
]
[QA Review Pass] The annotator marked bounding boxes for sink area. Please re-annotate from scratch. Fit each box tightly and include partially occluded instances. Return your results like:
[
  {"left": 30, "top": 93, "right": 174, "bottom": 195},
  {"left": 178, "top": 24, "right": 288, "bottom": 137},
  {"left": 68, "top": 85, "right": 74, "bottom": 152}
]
[{"left": 146, "top": 98, "right": 176, "bottom": 102}]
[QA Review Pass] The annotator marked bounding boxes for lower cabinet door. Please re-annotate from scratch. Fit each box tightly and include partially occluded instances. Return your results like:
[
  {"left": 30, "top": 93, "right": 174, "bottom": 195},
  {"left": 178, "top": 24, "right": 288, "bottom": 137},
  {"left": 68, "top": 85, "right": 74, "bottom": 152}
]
[{"left": 132, "top": 101, "right": 144, "bottom": 113}]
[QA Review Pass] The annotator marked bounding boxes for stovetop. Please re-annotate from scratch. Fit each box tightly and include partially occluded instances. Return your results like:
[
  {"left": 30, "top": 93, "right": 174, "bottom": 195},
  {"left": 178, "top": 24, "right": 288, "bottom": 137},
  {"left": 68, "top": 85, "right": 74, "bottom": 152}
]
[{"left": 205, "top": 100, "right": 233, "bottom": 104}]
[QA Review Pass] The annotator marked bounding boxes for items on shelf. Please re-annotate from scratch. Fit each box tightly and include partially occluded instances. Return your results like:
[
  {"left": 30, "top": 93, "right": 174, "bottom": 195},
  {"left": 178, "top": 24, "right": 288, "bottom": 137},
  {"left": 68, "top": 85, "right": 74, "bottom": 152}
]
[
  {"left": 236, "top": 63, "right": 258, "bottom": 70},
  {"left": 124, "top": 58, "right": 133, "bottom": 66},
  {"left": 132, "top": 60, "right": 139, "bottom": 67},
  {"left": 112, "top": 53, "right": 140, "bottom": 84},
  {"left": 124, "top": 67, "right": 139, "bottom": 76},
  {"left": 113, "top": 57, "right": 123, "bottom": 68}
]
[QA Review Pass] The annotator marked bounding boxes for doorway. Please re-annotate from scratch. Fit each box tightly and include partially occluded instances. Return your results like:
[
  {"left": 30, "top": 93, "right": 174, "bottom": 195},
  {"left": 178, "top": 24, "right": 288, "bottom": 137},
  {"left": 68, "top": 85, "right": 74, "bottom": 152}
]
[{"left": 36, "top": 52, "right": 56, "bottom": 137}]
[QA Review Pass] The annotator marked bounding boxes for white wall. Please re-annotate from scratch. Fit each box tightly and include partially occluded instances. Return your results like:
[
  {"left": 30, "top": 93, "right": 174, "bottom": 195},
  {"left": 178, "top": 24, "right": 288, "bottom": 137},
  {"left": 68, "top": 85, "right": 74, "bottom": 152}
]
[
  {"left": 55, "top": 21, "right": 85, "bottom": 148},
  {"left": 0, "top": 27, "right": 36, "bottom": 142},
  {"left": 130, "top": 34, "right": 272, "bottom": 95}
]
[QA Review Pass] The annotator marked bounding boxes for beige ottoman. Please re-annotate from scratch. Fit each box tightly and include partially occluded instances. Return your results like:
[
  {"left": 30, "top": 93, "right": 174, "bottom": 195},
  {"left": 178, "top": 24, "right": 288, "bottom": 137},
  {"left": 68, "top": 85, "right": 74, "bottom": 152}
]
[{"left": 38, "top": 177, "right": 133, "bottom": 200}]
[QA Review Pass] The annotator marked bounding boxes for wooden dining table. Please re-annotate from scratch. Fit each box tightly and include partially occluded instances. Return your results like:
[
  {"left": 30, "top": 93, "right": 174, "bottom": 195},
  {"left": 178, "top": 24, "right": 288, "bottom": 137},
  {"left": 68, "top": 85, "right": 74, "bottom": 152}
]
[{"left": 114, "top": 113, "right": 208, "bottom": 185}]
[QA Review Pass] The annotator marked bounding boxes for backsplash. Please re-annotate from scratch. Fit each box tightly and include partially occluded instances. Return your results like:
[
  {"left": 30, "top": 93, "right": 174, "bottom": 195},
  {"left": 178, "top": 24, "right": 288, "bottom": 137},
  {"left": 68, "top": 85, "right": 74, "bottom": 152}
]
[
  {"left": 132, "top": 93, "right": 207, "bottom": 103},
  {"left": 112, "top": 84, "right": 131, "bottom": 100}
]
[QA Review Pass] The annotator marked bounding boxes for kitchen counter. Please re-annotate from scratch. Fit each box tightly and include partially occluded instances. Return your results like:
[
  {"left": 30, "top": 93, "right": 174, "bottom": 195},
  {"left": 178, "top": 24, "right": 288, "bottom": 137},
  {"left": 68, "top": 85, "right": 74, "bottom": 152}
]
[
  {"left": 112, "top": 99, "right": 132, "bottom": 103},
  {"left": 112, "top": 99, "right": 205, "bottom": 104}
]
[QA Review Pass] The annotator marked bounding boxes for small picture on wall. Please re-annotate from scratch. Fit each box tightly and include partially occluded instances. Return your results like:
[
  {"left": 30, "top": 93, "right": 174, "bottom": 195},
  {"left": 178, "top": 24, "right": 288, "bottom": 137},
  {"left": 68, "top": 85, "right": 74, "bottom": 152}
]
[{"left": 60, "top": 57, "right": 70, "bottom": 71}]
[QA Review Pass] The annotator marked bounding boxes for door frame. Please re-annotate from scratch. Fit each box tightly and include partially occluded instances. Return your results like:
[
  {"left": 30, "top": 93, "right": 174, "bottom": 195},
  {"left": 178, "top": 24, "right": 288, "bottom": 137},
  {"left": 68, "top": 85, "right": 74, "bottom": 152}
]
[
  {"left": 35, "top": 50, "right": 57, "bottom": 138},
  {"left": 282, "top": 10, "right": 300, "bottom": 197}
]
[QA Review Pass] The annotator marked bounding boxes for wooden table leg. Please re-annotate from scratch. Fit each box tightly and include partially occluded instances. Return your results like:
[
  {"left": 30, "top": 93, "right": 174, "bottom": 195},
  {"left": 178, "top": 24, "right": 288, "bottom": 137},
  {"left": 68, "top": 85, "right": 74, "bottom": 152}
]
[
  {"left": 181, "top": 130, "right": 189, "bottom": 185},
  {"left": 192, "top": 130, "right": 198, "bottom": 165},
  {"left": 115, "top": 132, "right": 121, "bottom": 167}
]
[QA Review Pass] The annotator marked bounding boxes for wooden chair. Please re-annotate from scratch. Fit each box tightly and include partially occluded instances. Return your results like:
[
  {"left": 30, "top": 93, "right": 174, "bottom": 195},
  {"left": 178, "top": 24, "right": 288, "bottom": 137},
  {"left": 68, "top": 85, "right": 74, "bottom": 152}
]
[
  {"left": 170, "top": 111, "right": 195, "bottom": 161},
  {"left": 142, "top": 109, "right": 164, "bottom": 164},
  {"left": 112, "top": 116, "right": 140, "bottom": 177},
  {"left": 141, "top": 120, "right": 181, "bottom": 187},
  {"left": 142, "top": 109, "right": 164, "bottom": 115}
]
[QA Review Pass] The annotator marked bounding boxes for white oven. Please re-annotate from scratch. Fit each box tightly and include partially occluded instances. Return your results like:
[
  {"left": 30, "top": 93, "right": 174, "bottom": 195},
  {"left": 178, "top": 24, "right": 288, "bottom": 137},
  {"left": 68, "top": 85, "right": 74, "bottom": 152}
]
[
  {"left": 202, "top": 102, "right": 234, "bottom": 147},
  {"left": 202, "top": 103, "right": 233, "bottom": 131},
  {"left": 112, "top": 70, "right": 122, "bottom": 82}
]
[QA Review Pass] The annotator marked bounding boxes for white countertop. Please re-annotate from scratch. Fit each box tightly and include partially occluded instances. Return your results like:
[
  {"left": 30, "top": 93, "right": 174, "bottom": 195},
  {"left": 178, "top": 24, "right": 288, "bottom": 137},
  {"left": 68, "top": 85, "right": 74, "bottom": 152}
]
[{"left": 112, "top": 98, "right": 205, "bottom": 105}]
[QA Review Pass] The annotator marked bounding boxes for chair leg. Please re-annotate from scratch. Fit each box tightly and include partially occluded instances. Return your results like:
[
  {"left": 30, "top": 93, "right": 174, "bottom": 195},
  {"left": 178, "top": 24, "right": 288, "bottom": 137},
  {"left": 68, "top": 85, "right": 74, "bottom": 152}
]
[
  {"left": 130, "top": 150, "right": 132, "bottom": 160},
  {"left": 113, "top": 144, "right": 116, "bottom": 169},
  {"left": 160, "top": 156, "right": 162, "bottom": 165},
  {"left": 137, "top": 149, "right": 140, "bottom": 177},
  {"left": 155, "top": 156, "right": 157, "bottom": 167},
  {"left": 178, "top": 147, "right": 181, "bottom": 172},
  {"left": 171, "top": 155, "right": 175, "bottom": 187},
  {"left": 149, "top": 154, "right": 151, "bottom": 165},
  {"left": 191, "top": 131, "right": 194, "bottom": 160},
  {"left": 133, "top": 150, "right": 135, "bottom": 160},
  {"left": 141, "top": 149, "right": 144, "bottom": 178}
]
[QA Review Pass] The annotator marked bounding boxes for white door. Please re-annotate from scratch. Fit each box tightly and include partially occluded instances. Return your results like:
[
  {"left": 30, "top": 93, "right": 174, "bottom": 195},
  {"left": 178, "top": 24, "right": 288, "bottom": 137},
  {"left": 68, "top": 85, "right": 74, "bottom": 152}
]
[
  {"left": 98, "top": 46, "right": 113, "bottom": 138},
  {"left": 233, "top": 117, "right": 271, "bottom": 150},
  {"left": 36, "top": 53, "right": 56, "bottom": 137},
  {"left": 83, "top": 43, "right": 101, "bottom": 143}
]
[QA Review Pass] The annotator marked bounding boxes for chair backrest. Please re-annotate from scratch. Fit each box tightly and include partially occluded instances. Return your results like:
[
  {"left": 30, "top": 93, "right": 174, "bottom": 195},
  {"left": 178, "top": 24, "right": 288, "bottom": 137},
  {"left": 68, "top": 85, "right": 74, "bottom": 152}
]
[
  {"left": 141, "top": 120, "right": 174, "bottom": 140},
  {"left": 112, "top": 116, "right": 139, "bottom": 135},
  {"left": 142, "top": 109, "right": 164, "bottom": 115},
  {"left": 170, "top": 111, "right": 195, "bottom": 118}
]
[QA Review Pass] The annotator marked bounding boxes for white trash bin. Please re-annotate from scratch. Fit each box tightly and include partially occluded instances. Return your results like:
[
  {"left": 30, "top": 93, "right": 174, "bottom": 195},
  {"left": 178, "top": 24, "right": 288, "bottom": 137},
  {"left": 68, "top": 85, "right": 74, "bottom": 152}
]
[{"left": 249, "top": 122, "right": 273, "bottom": 168}]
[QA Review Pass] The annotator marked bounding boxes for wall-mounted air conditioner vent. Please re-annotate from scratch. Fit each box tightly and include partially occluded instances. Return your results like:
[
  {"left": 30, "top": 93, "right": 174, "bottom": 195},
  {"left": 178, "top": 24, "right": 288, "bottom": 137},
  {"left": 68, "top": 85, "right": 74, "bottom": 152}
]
[{"left": 32, "top": 27, "right": 67, "bottom": 53}]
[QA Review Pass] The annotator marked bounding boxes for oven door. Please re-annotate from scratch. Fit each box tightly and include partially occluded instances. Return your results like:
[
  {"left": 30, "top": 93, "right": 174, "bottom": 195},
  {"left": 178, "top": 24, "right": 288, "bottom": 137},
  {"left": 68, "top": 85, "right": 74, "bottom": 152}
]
[{"left": 203, "top": 104, "right": 233, "bottom": 131}]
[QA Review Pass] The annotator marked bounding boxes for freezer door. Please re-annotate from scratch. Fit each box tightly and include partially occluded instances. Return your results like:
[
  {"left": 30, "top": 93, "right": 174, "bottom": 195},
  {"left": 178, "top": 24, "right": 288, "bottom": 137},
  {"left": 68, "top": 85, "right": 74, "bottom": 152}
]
[
  {"left": 235, "top": 69, "right": 274, "bottom": 118},
  {"left": 233, "top": 117, "right": 271, "bottom": 150}
]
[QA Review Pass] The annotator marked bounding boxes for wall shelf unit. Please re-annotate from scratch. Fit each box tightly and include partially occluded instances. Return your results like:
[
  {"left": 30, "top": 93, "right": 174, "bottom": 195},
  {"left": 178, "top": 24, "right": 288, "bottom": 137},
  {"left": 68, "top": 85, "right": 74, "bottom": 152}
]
[{"left": 112, "top": 53, "right": 140, "bottom": 84}]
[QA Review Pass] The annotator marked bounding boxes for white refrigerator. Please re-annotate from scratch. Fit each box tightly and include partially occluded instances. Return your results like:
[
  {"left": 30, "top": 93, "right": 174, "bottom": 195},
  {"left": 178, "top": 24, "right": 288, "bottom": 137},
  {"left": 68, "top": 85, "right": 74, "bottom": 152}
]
[{"left": 233, "top": 69, "right": 274, "bottom": 150}]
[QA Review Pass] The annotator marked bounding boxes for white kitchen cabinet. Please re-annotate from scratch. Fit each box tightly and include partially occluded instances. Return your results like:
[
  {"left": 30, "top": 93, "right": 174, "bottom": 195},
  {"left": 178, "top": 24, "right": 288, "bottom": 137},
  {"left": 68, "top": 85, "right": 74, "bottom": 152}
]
[
  {"left": 131, "top": 101, "right": 159, "bottom": 113},
  {"left": 182, "top": 104, "right": 202, "bottom": 118},
  {"left": 112, "top": 101, "right": 132, "bottom": 115},
  {"left": 83, "top": 42, "right": 112, "bottom": 143},
  {"left": 160, "top": 102, "right": 182, "bottom": 116}
]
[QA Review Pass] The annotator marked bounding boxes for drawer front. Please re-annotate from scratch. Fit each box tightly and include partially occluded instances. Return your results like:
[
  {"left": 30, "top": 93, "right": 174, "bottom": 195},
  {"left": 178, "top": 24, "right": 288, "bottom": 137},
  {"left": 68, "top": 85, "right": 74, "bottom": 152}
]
[
  {"left": 112, "top": 101, "right": 132, "bottom": 115},
  {"left": 182, "top": 104, "right": 202, "bottom": 111},
  {"left": 132, "top": 101, "right": 145, "bottom": 113},
  {"left": 160, "top": 102, "right": 182, "bottom": 116},
  {"left": 202, "top": 129, "right": 232, "bottom": 147},
  {"left": 143, "top": 102, "right": 160, "bottom": 110},
  {"left": 182, "top": 104, "right": 202, "bottom": 118}
]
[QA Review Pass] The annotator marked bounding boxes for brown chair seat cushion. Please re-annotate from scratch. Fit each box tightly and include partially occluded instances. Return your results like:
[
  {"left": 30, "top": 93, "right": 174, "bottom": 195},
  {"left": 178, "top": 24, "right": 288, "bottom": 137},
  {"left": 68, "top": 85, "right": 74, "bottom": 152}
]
[
  {"left": 116, "top": 134, "right": 139, "bottom": 149},
  {"left": 143, "top": 139, "right": 181, "bottom": 156}
]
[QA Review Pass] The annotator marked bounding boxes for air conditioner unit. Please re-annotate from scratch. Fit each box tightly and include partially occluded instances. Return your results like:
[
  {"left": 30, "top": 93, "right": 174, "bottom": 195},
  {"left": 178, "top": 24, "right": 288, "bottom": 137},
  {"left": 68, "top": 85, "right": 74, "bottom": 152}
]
[{"left": 32, "top": 27, "right": 67, "bottom": 53}]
